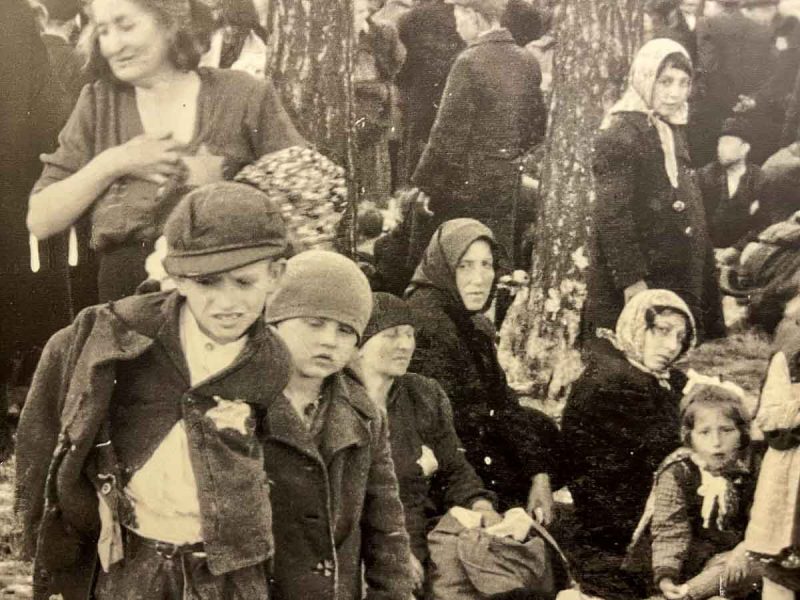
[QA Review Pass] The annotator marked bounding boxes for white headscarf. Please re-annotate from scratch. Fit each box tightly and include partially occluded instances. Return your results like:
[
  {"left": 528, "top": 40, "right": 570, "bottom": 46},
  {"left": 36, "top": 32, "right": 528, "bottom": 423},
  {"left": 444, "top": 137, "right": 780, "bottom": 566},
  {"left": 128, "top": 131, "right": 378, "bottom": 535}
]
[{"left": 601, "top": 38, "right": 692, "bottom": 189}]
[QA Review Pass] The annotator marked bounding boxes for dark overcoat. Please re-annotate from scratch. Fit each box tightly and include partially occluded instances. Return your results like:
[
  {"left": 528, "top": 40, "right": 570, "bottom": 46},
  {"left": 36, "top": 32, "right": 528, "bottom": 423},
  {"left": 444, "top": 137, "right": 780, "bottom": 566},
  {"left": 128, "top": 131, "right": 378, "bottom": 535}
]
[
  {"left": 411, "top": 28, "right": 546, "bottom": 255},
  {"left": 380, "top": 372, "right": 493, "bottom": 561},
  {"left": 561, "top": 339, "right": 687, "bottom": 598},
  {"left": 407, "top": 287, "right": 560, "bottom": 509},
  {"left": 583, "top": 112, "right": 724, "bottom": 340},
  {"left": 261, "top": 373, "right": 413, "bottom": 600}
]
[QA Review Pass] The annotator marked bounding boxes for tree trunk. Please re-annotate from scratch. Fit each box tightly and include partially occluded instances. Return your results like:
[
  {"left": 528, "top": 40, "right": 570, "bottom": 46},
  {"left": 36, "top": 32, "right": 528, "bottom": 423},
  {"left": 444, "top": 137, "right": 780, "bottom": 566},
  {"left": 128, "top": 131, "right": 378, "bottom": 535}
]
[
  {"left": 264, "top": 0, "right": 359, "bottom": 254},
  {"left": 498, "top": 0, "right": 644, "bottom": 418}
]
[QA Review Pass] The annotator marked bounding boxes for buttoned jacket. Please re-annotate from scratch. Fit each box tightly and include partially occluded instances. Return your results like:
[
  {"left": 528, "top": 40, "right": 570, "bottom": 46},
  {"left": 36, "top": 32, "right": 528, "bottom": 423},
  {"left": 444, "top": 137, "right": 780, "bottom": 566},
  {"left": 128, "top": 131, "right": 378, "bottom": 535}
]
[{"left": 261, "top": 372, "right": 413, "bottom": 600}]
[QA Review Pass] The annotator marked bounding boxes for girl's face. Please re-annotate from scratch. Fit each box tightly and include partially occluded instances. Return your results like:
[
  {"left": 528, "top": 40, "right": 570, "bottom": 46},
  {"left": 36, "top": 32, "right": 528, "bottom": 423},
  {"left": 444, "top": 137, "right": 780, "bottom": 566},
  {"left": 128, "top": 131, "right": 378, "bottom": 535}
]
[
  {"left": 455, "top": 239, "right": 494, "bottom": 312},
  {"left": 690, "top": 406, "right": 742, "bottom": 471},
  {"left": 359, "top": 325, "right": 416, "bottom": 379},
  {"left": 641, "top": 312, "right": 687, "bottom": 371},
  {"left": 275, "top": 317, "right": 358, "bottom": 380},
  {"left": 93, "top": 0, "right": 175, "bottom": 86},
  {"left": 652, "top": 66, "right": 691, "bottom": 119}
]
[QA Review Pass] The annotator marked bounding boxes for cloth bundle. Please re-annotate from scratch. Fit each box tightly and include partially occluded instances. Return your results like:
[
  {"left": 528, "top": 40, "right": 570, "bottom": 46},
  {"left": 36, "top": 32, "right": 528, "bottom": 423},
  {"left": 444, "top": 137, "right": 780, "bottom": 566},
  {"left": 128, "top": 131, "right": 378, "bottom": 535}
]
[
  {"left": 427, "top": 507, "right": 566, "bottom": 600},
  {"left": 235, "top": 145, "right": 348, "bottom": 252}
]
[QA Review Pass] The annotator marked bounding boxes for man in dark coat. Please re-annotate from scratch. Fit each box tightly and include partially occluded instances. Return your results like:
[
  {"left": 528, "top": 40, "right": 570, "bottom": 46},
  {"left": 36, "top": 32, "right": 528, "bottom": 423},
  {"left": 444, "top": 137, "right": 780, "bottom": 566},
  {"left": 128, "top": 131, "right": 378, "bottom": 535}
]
[
  {"left": 692, "top": 0, "right": 777, "bottom": 165},
  {"left": 0, "top": 0, "right": 70, "bottom": 460},
  {"left": 396, "top": 0, "right": 465, "bottom": 185},
  {"left": 411, "top": 0, "right": 547, "bottom": 266}
]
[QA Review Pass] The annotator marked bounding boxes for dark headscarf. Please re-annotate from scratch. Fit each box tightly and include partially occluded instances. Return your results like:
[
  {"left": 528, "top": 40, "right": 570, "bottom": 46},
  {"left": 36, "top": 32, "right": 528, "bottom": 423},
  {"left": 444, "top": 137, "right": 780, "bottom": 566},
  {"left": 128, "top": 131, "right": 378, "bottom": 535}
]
[{"left": 406, "top": 218, "right": 505, "bottom": 313}]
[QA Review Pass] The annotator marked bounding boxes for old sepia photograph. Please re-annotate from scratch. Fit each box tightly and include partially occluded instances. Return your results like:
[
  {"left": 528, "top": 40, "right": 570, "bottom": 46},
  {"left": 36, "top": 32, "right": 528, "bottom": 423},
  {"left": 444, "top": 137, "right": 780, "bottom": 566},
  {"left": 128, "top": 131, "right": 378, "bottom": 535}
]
[{"left": 1, "top": 0, "right": 799, "bottom": 598}]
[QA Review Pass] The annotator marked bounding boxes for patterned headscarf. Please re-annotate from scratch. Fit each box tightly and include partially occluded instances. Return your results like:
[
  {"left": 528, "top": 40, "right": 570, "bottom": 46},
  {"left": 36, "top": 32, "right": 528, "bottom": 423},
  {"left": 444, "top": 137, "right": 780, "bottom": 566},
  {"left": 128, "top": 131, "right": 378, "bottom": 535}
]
[
  {"left": 601, "top": 38, "right": 691, "bottom": 188},
  {"left": 599, "top": 289, "right": 697, "bottom": 383}
]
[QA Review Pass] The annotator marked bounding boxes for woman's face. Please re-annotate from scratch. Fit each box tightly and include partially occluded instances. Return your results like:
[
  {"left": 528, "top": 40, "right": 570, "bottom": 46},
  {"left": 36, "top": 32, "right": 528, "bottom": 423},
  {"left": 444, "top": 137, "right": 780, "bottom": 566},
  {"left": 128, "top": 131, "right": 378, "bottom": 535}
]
[
  {"left": 93, "top": 0, "right": 175, "bottom": 86},
  {"left": 690, "top": 406, "right": 741, "bottom": 471},
  {"left": 652, "top": 65, "right": 691, "bottom": 119},
  {"left": 641, "top": 311, "right": 687, "bottom": 371},
  {"left": 453, "top": 5, "right": 482, "bottom": 43},
  {"left": 455, "top": 239, "right": 494, "bottom": 312},
  {"left": 275, "top": 317, "right": 359, "bottom": 380},
  {"left": 359, "top": 325, "right": 416, "bottom": 379}
]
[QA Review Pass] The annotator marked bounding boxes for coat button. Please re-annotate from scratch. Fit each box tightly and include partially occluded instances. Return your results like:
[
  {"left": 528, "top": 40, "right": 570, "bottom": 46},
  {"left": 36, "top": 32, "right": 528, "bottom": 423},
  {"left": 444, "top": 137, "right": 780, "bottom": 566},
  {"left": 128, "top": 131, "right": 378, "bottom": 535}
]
[
  {"left": 672, "top": 200, "right": 686, "bottom": 212},
  {"left": 684, "top": 226, "right": 693, "bottom": 237},
  {"left": 484, "top": 456, "right": 492, "bottom": 466}
]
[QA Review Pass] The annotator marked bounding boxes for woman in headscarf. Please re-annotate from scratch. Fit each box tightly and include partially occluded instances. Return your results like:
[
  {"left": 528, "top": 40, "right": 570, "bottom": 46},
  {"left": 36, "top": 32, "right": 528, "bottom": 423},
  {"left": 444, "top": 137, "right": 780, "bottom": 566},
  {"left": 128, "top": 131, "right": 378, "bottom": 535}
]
[
  {"left": 353, "top": 292, "right": 501, "bottom": 595},
  {"left": 405, "top": 218, "right": 561, "bottom": 519},
  {"left": 563, "top": 289, "right": 696, "bottom": 599},
  {"left": 583, "top": 38, "right": 724, "bottom": 344}
]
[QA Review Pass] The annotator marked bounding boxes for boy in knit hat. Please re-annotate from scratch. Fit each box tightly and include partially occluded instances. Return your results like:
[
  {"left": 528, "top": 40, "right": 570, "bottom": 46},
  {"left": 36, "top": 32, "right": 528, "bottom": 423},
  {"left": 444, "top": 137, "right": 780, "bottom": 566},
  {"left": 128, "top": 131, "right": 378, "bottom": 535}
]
[
  {"left": 16, "top": 181, "right": 292, "bottom": 599},
  {"left": 262, "top": 250, "right": 414, "bottom": 599}
]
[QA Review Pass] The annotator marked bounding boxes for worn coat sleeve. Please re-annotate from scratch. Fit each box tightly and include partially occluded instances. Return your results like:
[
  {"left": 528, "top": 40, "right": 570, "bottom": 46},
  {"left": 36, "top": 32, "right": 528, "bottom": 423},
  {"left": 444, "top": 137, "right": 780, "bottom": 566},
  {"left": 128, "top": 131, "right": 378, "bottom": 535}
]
[
  {"left": 361, "top": 409, "right": 414, "bottom": 599},
  {"left": 593, "top": 123, "right": 649, "bottom": 290},
  {"left": 32, "top": 83, "right": 97, "bottom": 195},
  {"left": 411, "top": 54, "right": 476, "bottom": 205},
  {"left": 651, "top": 464, "right": 692, "bottom": 583},
  {"left": 14, "top": 324, "right": 77, "bottom": 557},
  {"left": 429, "top": 382, "right": 496, "bottom": 509}
]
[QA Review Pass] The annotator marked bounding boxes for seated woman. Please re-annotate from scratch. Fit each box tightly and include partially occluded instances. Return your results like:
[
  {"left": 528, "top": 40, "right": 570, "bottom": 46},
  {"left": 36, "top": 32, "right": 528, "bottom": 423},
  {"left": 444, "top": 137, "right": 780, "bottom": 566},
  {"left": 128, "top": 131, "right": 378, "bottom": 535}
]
[
  {"left": 27, "top": 0, "right": 304, "bottom": 301},
  {"left": 405, "top": 218, "right": 561, "bottom": 518},
  {"left": 562, "top": 289, "right": 695, "bottom": 599},
  {"left": 354, "top": 291, "right": 501, "bottom": 593}
]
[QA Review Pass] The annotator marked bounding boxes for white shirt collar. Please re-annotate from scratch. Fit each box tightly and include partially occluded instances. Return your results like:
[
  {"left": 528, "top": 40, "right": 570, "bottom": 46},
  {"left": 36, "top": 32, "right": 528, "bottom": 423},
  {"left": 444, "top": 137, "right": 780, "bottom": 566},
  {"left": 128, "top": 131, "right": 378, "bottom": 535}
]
[{"left": 179, "top": 305, "right": 248, "bottom": 386}]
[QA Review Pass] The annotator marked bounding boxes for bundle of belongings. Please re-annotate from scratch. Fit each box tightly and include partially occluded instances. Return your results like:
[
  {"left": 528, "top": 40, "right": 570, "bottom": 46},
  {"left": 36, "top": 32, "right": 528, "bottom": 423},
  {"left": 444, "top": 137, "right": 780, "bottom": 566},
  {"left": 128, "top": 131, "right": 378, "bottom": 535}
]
[
  {"left": 427, "top": 507, "right": 573, "bottom": 600},
  {"left": 234, "top": 145, "right": 348, "bottom": 252},
  {"left": 725, "top": 211, "right": 800, "bottom": 334}
]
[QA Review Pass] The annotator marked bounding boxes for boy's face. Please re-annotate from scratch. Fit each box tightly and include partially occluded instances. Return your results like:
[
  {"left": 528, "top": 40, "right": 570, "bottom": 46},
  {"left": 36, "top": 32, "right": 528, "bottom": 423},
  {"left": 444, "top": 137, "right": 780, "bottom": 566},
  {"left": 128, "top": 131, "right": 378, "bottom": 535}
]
[
  {"left": 175, "top": 259, "right": 284, "bottom": 344},
  {"left": 275, "top": 318, "right": 358, "bottom": 380},
  {"left": 717, "top": 135, "right": 749, "bottom": 166}
]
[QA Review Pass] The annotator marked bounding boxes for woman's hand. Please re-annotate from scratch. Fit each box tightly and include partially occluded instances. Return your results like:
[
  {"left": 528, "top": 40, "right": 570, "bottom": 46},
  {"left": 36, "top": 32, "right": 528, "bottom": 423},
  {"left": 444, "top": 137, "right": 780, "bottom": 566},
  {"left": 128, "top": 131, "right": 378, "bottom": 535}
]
[
  {"left": 471, "top": 499, "right": 502, "bottom": 527},
  {"left": 101, "top": 133, "right": 184, "bottom": 185},
  {"left": 658, "top": 577, "right": 688, "bottom": 600},
  {"left": 526, "top": 473, "right": 554, "bottom": 526},
  {"left": 723, "top": 544, "right": 750, "bottom": 587}
]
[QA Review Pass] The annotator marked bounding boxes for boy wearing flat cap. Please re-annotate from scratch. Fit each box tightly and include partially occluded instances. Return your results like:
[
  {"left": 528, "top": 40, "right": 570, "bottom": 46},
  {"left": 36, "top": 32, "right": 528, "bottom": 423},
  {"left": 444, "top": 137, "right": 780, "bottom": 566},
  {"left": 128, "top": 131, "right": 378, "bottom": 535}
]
[
  {"left": 16, "top": 181, "right": 291, "bottom": 599},
  {"left": 261, "top": 250, "right": 414, "bottom": 599}
]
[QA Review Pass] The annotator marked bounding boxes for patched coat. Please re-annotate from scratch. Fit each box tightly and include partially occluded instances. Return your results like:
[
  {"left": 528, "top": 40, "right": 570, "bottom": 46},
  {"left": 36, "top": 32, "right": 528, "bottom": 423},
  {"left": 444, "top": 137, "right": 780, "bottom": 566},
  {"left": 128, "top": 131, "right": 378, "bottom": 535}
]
[{"left": 15, "top": 291, "right": 291, "bottom": 600}]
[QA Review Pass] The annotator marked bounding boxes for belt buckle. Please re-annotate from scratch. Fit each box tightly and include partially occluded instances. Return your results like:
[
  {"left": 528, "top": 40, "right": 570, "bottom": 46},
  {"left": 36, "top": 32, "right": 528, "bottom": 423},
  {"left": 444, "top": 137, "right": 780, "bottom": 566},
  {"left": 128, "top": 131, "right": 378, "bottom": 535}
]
[{"left": 155, "top": 541, "right": 180, "bottom": 560}]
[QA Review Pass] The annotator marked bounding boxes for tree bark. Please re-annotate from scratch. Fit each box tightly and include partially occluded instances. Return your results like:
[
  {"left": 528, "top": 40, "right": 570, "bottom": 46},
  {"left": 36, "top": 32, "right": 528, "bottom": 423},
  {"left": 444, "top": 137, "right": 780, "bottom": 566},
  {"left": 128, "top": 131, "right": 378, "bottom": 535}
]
[
  {"left": 264, "top": 0, "right": 359, "bottom": 254},
  {"left": 499, "top": 0, "right": 644, "bottom": 418}
]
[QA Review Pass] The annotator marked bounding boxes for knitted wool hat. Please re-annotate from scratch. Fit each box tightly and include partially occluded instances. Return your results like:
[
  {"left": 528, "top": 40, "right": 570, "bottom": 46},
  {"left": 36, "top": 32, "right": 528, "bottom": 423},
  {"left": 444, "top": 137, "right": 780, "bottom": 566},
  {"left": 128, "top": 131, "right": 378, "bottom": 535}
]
[
  {"left": 265, "top": 250, "right": 373, "bottom": 339},
  {"left": 163, "top": 181, "right": 288, "bottom": 277},
  {"left": 362, "top": 293, "right": 416, "bottom": 345}
]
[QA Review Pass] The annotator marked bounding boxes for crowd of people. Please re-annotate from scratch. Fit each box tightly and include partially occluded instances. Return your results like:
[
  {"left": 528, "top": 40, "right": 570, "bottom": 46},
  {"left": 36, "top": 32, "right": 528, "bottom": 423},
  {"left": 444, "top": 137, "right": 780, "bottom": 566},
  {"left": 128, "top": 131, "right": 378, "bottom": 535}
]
[{"left": 5, "top": 0, "right": 800, "bottom": 599}]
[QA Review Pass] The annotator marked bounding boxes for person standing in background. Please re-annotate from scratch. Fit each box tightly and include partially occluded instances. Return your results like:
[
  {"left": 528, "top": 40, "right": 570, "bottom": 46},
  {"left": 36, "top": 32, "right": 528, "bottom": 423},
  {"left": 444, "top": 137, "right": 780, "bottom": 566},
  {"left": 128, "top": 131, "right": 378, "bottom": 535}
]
[{"left": 0, "top": 0, "right": 70, "bottom": 462}]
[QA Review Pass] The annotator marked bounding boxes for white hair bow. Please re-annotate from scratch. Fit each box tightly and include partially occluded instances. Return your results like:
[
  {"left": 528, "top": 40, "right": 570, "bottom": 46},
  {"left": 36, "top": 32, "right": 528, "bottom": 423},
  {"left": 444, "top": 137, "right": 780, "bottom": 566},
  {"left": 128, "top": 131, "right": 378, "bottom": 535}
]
[{"left": 682, "top": 369, "right": 756, "bottom": 419}]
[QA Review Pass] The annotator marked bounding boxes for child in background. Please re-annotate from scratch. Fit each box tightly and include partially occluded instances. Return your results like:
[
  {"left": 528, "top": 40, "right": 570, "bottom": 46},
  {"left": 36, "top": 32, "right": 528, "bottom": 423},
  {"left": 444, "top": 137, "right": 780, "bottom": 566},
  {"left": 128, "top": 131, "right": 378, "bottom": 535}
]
[
  {"left": 649, "top": 379, "right": 763, "bottom": 600},
  {"left": 697, "top": 117, "right": 768, "bottom": 265}
]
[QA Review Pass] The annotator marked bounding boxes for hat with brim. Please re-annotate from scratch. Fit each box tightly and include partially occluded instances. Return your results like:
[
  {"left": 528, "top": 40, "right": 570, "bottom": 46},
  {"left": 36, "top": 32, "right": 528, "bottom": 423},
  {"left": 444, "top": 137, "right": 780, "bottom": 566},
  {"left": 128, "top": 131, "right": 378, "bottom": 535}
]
[{"left": 163, "top": 181, "right": 288, "bottom": 278}]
